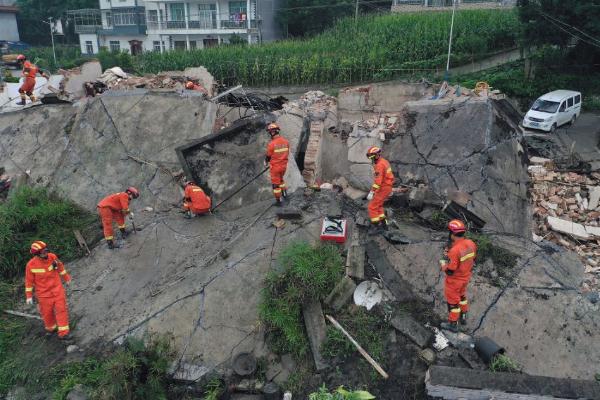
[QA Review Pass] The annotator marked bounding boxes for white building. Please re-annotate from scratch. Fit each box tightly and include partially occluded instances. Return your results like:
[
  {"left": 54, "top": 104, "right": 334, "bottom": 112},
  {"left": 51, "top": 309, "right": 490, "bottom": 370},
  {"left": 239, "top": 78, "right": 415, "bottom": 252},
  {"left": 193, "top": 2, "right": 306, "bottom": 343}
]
[
  {"left": 0, "top": 0, "right": 20, "bottom": 42},
  {"left": 70, "top": 0, "right": 281, "bottom": 55}
]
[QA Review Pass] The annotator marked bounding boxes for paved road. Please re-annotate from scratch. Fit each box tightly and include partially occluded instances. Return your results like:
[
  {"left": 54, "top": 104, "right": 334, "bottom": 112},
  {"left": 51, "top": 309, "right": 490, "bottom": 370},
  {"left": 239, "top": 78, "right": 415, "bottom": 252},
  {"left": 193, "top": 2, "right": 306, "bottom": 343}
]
[{"left": 558, "top": 113, "right": 600, "bottom": 164}]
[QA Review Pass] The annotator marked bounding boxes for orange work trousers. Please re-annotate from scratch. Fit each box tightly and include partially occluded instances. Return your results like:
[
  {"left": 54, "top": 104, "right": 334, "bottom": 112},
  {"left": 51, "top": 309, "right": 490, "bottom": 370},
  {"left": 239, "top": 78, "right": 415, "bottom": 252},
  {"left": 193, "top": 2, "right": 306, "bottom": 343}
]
[
  {"left": 183, "top": 202, "right": 210, "bottom": 215},
  {"left": 444, "top": 277, "right": 470, "bottom": 322},
  {"left": 98, "top": 206, "right": 125, "bottom": 240},
  {"left": 38, "top": 294, "right": 70, "bottom": 336},
  {"left": 19, "top": 78, "right": 36, "bottom": 95},
  {"left": 270, "top": 165, "right": 287, "bottom": 199},
  {"left": 368, "top": 186, "right": 392, "bottom": 224}
]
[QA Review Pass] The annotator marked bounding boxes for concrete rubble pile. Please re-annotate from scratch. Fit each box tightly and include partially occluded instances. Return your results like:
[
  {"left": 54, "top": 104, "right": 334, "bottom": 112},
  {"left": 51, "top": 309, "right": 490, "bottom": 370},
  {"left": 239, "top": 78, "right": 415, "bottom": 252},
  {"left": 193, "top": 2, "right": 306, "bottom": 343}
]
[{"left": 529, "top": 156, "right": 600, "bottom": 292}]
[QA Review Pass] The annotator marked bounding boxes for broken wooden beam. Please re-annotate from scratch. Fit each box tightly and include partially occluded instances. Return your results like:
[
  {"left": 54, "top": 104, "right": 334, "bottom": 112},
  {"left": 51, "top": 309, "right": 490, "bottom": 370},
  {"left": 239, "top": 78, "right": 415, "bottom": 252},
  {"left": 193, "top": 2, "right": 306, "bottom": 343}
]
[
  {"left": 302, "top": 300, "right": 328, "bottom": 371},
  {"left": 324, "top": 275, "right": 357, "bottom": 311},
  {"left": 4, "top": 310, "right": 42, "bottom": 320},
  {"left": 390, "top": 314, "right": 433, "bottom": 348},
  {"left": 345, "top": 245, "right": 365, "bottom": 279}
]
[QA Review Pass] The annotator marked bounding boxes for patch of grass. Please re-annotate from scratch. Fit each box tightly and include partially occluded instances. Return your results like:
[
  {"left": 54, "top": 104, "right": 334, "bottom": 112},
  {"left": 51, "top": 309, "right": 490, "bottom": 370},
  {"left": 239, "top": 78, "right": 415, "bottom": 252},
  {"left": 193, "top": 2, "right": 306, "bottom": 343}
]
[
  {"left": 468, "top": 233, "right": 518, "bottom": 270},
  {"left": 428, "top": 210, "right": 451, "bottom": 231},
  {"left": 321, "top": 307, "right": 388, "bottom": 368},
  {"left": 48, "top": 335, "right": 175, "bottom": 400},
  {"left": 489, "top": 354, "right": 520, "bottom": 373},
  {"left": 283, "top": 364, "right": 313, "bottom": 394},
  {"left": 202, "top": 377, "right": 224, "bottom": 400},
  {"left": 309, "top": 384, "right": 375, "bottom": 400},
  {"left": 260, "top": 242, "right": 344, "bottom": 357},
  {"left": 0, "top": 186, "right": 97, "bottom": 280}
]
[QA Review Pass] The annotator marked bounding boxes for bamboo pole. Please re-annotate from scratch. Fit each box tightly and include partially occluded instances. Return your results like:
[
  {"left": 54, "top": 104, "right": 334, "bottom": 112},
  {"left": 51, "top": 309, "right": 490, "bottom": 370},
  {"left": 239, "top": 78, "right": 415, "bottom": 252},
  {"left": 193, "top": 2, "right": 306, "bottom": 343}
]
[
  {"left": 4, "top": 310, "right": 42, "bottom": 320},
  {"left": 326, "top": 314, "right": 389, "bottom": 379}
]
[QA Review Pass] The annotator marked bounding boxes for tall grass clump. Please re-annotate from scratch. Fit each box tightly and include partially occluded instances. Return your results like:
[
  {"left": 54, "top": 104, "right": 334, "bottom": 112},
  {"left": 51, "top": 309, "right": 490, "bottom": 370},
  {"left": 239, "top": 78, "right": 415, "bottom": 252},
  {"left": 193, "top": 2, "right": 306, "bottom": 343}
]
[
  {"left": 135, "top": 9, "right": 520, "bottom": 85},
  {"left": 259, "top": 242, "right": 344, "bottom": 357},
  {"left": 0, "top": 186, "right": 97, "bottom": 279}
]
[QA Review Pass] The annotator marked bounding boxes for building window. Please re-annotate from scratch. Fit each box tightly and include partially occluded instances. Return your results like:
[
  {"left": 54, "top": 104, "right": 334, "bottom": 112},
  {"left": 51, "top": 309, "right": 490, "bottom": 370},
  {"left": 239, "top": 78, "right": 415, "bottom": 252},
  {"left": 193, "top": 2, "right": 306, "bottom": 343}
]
[
  {"left": 169, "top": 3, "right": 185, "bottom": 21},
  {"left": 228, "top": 1, "right": 247, "bottom": 27},
  {"left": 153, "top": 41, "right": 161, "bottom": 52},
  {"left": 85, "top": 41, "right": 94, "bottom": 54},
  {"left": 198, "top": 4, "right": 217, "bottom": 29},
  {"left": 113, "top": 12, "right": 136, "bottom": 26},
  {"left": 109, "top": 41, "right": 120, "bottom": 52},
  {"left": 147, "top": 10, "right": 158, "bottom": 28},
  {"left": 190, "top": 41, "right": 197, "bottom": 50},
  {"left": 174, "top": 41, "right": 186, "bottom": 50},
  {"left": 105, "top": 11, "right": 112, "bottom": 27}
]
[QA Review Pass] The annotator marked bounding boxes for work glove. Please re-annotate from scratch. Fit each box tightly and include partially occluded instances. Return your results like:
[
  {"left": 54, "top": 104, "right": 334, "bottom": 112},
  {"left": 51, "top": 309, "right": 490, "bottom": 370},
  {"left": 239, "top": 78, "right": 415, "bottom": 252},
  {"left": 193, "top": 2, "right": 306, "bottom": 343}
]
[
  {"left": 129, "top": 212, "right": 135, "bottom": 220},
  {"left": 263, "top": 160, "right": 268, "bottom": 168},
  {"left": 367, "top": 191, "right": 374, "bottom": 201},
  {"left": 26, "top": 298, "right": 33, "bottom": 305}
]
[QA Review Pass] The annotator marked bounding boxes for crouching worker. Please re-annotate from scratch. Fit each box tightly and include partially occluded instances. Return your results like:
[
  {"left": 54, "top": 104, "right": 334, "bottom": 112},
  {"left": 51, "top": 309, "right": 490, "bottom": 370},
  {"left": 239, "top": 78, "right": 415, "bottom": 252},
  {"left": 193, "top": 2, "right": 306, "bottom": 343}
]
[
  {"left": 97, "top": 187, "right": 140, "bottom": 249},
  {"left": 183, "top": 181, "right": 211, "bottom": 218},
  {"left": 25, "top": 241, "right": 72, "bottom": 339}
]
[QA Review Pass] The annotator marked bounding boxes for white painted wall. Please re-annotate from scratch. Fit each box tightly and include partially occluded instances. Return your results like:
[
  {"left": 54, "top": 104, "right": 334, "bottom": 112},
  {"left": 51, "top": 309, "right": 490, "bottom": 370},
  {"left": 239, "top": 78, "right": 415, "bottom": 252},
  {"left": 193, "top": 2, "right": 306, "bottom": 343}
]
[
  {"left": 79, "top": 34, "right": 99, "bottom": 54},
  {"left": 99, "top": 0, "right": 138, "bottom": 9},
  {"left": 0, "top": 12, "right": 19, "bottom": 41}
]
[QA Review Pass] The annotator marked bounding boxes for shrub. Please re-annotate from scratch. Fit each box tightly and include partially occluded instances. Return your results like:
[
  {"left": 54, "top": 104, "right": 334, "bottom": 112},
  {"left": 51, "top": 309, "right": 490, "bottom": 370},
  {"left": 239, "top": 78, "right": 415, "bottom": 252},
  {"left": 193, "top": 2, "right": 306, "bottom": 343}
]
[
  {"left": 0, "top": 186, "right": 97, "bottom": 279},
  {"left": 489, "top": 354, "right": 520, "bottom": 373},
  {"left": 259, "top": 242, "right": 344, "bottom": 357}
]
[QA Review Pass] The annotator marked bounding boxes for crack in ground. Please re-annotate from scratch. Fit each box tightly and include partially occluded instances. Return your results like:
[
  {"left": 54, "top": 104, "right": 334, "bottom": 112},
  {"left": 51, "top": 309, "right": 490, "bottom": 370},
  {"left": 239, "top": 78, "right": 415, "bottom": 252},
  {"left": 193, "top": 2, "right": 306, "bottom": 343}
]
[{"left": 472, "top": 250, "right": 542, "bottom": 334}]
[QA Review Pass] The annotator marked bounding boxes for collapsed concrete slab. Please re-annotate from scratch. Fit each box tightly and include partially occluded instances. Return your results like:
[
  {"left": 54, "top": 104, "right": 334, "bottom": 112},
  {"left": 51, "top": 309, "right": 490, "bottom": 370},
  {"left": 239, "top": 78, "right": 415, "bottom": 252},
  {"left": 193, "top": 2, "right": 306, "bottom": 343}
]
[{"left": 426, "top": 366, "right": 600, "bottom": 400}]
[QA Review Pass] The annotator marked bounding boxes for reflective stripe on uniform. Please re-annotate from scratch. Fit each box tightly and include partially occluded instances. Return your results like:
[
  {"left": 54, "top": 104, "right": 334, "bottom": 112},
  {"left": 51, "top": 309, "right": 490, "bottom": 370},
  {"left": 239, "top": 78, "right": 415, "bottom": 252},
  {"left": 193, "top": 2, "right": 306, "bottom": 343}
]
[
  {"left": 58, "top": 325, "right": 70, "bottom": 331},
  {"left": 450, "top": 308, "right": 461, "bottom": 314},
  {"left": 45, "top": 324, "right": 57, "bottom": 331},
  {"left": 273, "top": 189, "right": 282, "bottom": 193},
  {"left": 25, "top": 287, "right": 33, "bottom": 292},
  {"left": 280, "top": 183, "right": 287, "bottom": 188},
  {"left": 460, "top": 252, "right": 475, "bottom": 262},
  {"left": 31, "top": 269, "right": 46, "bottom": 273},
  {"left": 370, "top": 216, "right": 380, "bottom": 222},
  {"left": 386, "top": 168, "right": 393, "bottom": 174},
  {"left": 118, "top": 224, "right": 126, "bottom": 229},
  {"left": 192, "top": 189, "right": 204, "bottom": 192},
  {"left": 372, "top": 184, "right": 381, "bottom": 189},
  {"left": 459, "top": 300, "right": 468, "bottom": 305},
  {"left": 60, "top": 271, "right": 67, "bottom": 275},
  {"left": 273, "top": 147, "right": 289, "bottom": 153},
  {"left": 105, "top": 236, "right": 113, "bottom": 240}
]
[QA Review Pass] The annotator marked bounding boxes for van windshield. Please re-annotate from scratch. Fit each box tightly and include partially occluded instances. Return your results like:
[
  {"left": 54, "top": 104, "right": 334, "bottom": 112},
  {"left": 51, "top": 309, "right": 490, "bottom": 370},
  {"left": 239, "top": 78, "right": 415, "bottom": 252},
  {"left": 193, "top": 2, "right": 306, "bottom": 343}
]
[{"left": 531, "top": 99, "right": 560, "bottom": 113}]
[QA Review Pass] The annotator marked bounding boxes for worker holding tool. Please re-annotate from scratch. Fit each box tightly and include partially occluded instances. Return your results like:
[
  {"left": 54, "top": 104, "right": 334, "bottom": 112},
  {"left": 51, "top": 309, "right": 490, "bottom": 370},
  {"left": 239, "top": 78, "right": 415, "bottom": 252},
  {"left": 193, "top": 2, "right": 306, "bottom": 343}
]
[
  {"left": 183, "top": 181, "right": 211, "bottom": 218},
  {"left": 264, "top": 122, "right": 289, "bottom": 206},
  {"left": 25, "top": 241, "right": 72, "bottom": 339},
  {"left": 16, "top": 55, "right": 48, "bottom": 106},
  {"left": 366, "top": 146, "right": 395, "bottom": 234},
  {"left": 439, "top": 219, "right": 477, "bottom": 333},
  {"left": 97, "top": 187, "right": 140, "bottom": 249}
]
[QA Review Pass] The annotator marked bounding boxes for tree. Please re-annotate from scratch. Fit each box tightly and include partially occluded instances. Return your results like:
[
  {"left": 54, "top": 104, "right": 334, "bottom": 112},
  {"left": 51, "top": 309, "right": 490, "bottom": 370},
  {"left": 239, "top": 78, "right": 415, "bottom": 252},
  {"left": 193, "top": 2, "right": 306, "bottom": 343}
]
[
  {"left": 16, "top": 0, "right": 98, "bottom": 45},
  {"left": 517, "top": 0, "right": 600, "bottom": 67},
  {"left": 278, "top": 0, "right": 392, "bottom": 38}
]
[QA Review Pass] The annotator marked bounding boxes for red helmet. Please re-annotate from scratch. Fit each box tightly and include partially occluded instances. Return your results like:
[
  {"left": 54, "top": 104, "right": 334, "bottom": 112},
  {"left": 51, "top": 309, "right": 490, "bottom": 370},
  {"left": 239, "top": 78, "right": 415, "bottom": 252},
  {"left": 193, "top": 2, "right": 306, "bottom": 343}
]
[
  {"left": 185, "top": 81, "right": 194, "bottom": 89},
  {"left": 30, "top": 240, "right": 47, "bottom": 255},
  {"left": 267, "top": 123, "right": 280, "bottom": 134},
  {"left": 448, "top": 219, "right": 466, "bottom": 234},
  {"left": 366, "top": 146, "right": 382, "bottom": 159},
  {"left": 185, "top": 180, "right": 195, "bottom": 186},
  {"left": 16, "top": 54, "right": 26, "bottom": 62},
  {"left": 126, "top": 186, "right": 140, "bottom": 199}
]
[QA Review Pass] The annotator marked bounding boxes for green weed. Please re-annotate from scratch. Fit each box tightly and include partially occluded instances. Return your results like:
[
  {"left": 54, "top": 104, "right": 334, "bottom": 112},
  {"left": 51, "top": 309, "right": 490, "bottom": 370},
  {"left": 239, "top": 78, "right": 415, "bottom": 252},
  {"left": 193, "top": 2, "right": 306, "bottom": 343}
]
[
  {"left": 202, "top": 377, "right": 224, "bottom": 400},
  {"left": 489, "top": 354, "right": 520, "bottom": 373},
  {"left": 260, "top": 242, "right": 344, "bottom": 357},
  {"left": 0, "top": 186, "right": 97, "bottom": 280},
  {"left": 309, "top": 384, "right": 375, "bottom": 400}
]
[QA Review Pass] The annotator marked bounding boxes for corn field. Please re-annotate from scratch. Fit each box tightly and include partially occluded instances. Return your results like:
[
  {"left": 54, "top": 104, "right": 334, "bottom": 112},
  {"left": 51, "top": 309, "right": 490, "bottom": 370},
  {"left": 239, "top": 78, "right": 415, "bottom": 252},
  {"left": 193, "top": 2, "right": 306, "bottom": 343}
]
[{"left": 136, "top": 9, "right": 520, "bottom": 86}]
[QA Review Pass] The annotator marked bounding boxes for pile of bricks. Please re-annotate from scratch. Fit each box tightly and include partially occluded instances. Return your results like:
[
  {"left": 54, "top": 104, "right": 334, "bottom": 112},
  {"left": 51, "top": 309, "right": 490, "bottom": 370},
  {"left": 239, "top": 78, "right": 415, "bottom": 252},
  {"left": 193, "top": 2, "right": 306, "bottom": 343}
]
[{"left": 529, "top": 156, "right": 600, "bottom": 292}]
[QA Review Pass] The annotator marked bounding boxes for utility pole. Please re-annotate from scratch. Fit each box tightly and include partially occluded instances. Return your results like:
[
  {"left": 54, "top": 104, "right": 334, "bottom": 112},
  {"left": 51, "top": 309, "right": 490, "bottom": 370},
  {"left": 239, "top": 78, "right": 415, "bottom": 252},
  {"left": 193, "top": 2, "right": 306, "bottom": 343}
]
[
  {"left": 355, "top": 0, "right": 359, "bottom": 25},
  {"left": 42, "top": 18, "right": 57, "bottom": 68},
  {"left": 444, "top": 0, "right": 457, "bottom": 81}
]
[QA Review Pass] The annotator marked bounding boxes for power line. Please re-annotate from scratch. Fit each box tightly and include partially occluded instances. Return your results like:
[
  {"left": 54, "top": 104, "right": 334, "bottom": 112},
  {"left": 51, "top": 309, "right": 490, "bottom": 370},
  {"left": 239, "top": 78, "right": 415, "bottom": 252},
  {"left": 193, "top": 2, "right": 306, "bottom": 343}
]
[{"left": 537, "top": 10, "right": 600, "bottom": 47}]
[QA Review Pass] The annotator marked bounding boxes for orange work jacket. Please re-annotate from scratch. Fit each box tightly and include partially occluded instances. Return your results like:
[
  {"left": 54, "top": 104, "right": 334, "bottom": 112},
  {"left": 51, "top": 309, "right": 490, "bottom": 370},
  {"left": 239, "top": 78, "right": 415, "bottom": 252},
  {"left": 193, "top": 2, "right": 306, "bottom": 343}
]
[{"left": 25, "top": 253, "right": 71, "bottom": 299}]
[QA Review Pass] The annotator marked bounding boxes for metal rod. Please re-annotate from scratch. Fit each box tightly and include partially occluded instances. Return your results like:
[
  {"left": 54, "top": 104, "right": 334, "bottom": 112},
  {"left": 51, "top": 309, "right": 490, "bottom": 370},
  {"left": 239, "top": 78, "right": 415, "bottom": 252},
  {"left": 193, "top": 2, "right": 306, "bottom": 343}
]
[
  {"left": 445, "top": 0, "right": 457, "bottom": 80},
  {"left": 211, "top": 167, "right": 269, "bottom": 212}
]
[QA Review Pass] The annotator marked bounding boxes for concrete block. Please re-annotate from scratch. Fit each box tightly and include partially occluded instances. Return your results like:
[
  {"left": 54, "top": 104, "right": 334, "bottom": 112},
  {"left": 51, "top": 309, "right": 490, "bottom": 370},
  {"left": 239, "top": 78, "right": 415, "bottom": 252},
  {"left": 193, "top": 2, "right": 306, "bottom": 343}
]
[
  {"left": 426, "top": 366, "right": 600, "bottom": 400},
  {"left": 276, "top": 207, "right": 302, "bottom": 220},
  {"left": 588, "top": 187, "right": 600, "bottom": 210},
  {"left": 347, "top": 136, "right": 382, "bottom": 163},
  {"left": 64, "top": 61, "right": 102, "bottom": 98},
  {"left": 344, "top": 186, "right": 367, "bottom": 200},
  {"left": 366, "top": 241, "right": 413, "bottom": 301},
  {"left": 390, "top": 314, "right": 432, "bottom": 348},
  {"left": 324, "top": 275, "right": 357, "bottom": 311},
  {"left": 171, "top": 362, "right": 210, "bottom": 382},
  {"left": 547, "top": 216, "right": 591, "bottom": 240},
  {"left": 346, "top": 245, "right": 365, "bottom": 280},
  {"left": 347, "top": 163, "right": 373, "bottom": 192},
  {"left": 302, "top": 299, "right": 328, "bottom": 371}
]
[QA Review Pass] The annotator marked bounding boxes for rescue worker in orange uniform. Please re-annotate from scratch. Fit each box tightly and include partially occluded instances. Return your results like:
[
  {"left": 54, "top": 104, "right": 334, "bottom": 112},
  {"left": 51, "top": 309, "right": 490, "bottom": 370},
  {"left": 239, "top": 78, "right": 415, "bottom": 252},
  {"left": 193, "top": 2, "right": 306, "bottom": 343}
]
[
  {"left": 97, "top": 187, "right": 140, "bottom": 249},
  {"left": 183, "top": 181, "right": 212, "bottom": 218},
  {"left": 366, "top": 146, "right": 395, "bottom": 234},
  {"left": 439, "top": 219, "right": 477, "bottom": 332},
  {"left": 185, "top": 80, "right": 208, "bottom": 95},
  {"left": 16, "top": 54, "right": 48, "bottom": 106},
  {"left": 25, "top": 241, "right": 72, "bottom": 339},
  {"left": 264, "top": 123, "right": 289, "bottom": 206}
]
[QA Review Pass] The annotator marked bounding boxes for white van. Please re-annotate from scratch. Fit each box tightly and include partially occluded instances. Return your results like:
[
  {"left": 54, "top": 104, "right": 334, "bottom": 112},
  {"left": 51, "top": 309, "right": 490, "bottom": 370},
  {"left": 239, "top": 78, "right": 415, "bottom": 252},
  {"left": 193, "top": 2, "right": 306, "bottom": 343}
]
[{"left": 522, "top": 90, "right": 582, "bottom": 133}]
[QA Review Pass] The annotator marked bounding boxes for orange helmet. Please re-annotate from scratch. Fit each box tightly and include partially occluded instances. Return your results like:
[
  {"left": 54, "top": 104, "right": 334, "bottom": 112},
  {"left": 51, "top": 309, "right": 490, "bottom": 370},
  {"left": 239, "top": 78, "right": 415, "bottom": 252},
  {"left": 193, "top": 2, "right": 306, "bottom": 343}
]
[
  {"left": 17, "top": 54, "right": 26, "bottom": 62},
  {"left": 267, "top": 123, "right": 280, "bottom": 134},
  {"left": 185, "top": 81, "right": 194, "bottom": 89},
  {"left": 448, "top": 219, "right": 466, "bottom": 234},
  {"left": 126, "top": 186, "right": 140, "bottom": 199},
  {"left": 30, "top": 240, "right": 47, "bottom": 254},
  {"left": 366, "top": 146, "right": 382, "bottom": 159}
]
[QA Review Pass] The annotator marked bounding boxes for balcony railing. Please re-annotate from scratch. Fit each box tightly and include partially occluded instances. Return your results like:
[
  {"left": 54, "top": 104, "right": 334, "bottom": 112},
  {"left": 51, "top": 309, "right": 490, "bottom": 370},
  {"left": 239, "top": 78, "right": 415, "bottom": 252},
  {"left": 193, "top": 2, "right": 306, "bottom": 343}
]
[
  {"left": 146, "top": 17, "right": 258, "bottom": 30},
  {"left": 392, "top": 0, "right": 515, "bottom": 5},
  {"left": 75, "top": 24, "right": 102, "bottom": 34}
]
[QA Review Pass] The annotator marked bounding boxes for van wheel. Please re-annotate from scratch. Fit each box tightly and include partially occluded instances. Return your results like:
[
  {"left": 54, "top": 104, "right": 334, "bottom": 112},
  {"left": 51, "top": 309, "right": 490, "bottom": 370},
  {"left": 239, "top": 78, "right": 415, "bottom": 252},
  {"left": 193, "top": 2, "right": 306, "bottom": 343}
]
[
  {"left": 550, "top": 123, "right": 557, "bottom": 134},
  {"left": 570, "top": 115, "right": 577, "bottom": 125}
]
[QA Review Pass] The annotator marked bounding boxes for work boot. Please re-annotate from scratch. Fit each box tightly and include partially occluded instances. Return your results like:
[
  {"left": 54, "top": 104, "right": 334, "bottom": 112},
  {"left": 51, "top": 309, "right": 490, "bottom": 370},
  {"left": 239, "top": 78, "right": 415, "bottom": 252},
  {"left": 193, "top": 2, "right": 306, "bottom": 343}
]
[
  {"left": 58, "top": 333, "right": 73, "bottom": 341},
  {"left": 368, "top": 223, "right": 384, "bottom": 235},
  {"left": 29, "top": 95, "right": 37, "bottom": 103},
  {"left": 282, "top": 189, "right": 288, "bottom": 198},
  {"left": 274, "top": 198, "right": 282, "bottom": 207},
  {"left": 440, "top": 321, "right": 459, "bottom": 333},
  {"left": 184, "top": 210, "right": 192, "bottom": 219},
  {"left": 120, "top": 228, "right": 129, "bottom": 238},
  {"left": 460, "top": 312, "right": 468, "bottom": 326},
  {"left": 107, "top": 239, "right": 115, "bottom": 250},
  {"left": 17, "top": 99, "right": 26, "bottom": 106}
]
